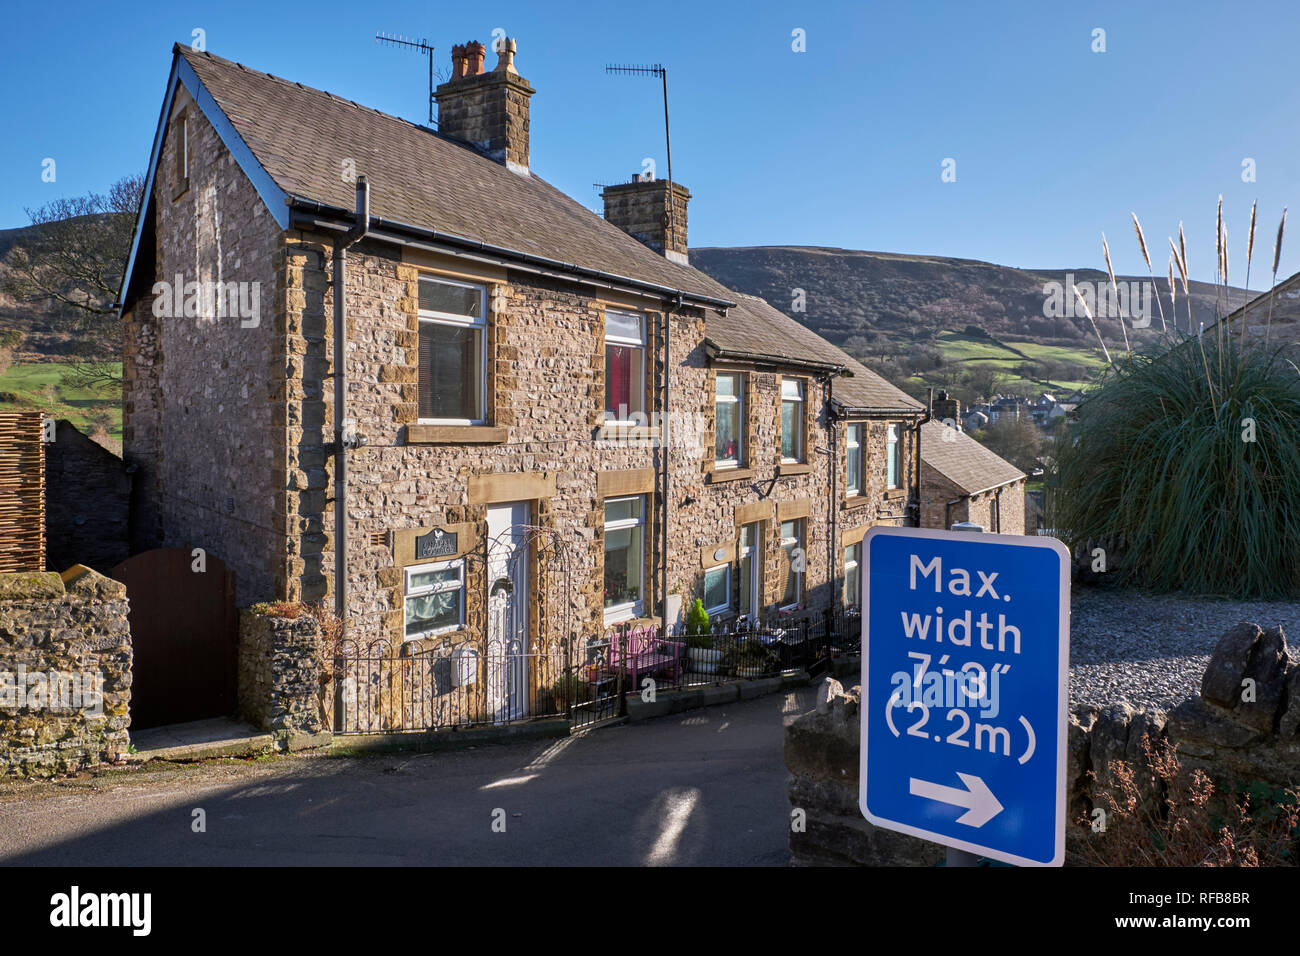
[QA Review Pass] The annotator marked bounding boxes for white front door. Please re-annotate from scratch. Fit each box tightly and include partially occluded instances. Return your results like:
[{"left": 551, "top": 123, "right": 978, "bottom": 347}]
[
  {"left": 739, "top": 521, "right": 761, "bottom": 622},
  {"left": 487, "top": 501, "right": 530, "bottom": 722}
]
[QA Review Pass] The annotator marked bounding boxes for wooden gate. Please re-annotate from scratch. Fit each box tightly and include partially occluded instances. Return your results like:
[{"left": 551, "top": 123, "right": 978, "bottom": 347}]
[{"left": 110, "top": 548, "right": 238, "bottom": 730}]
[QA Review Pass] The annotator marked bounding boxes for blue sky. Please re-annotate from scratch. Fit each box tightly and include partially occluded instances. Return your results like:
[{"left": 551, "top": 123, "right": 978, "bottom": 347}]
[{"left": 2, "top": 0, "right": 1297, "bottom": 284}]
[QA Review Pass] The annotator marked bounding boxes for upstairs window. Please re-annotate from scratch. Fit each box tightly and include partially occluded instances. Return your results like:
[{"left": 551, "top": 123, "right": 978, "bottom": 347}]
[
  {"left": 781, "top": 378, "right": 804, "bottom": 462},
  {"left": 605, "top": 310, "right": 646, "bottom": 423},
  {"left": 418, "top": 276, "right": 486, "bottom": 424},
  {"left": 846, "top": 424, "right": 862, "bottom": 496},
  {"left": 604, "top": 496, "right": 645, "bottom": 622},
  {"left": 715, "top": 372, "right": 743, "bottom": 467},
  {"left": 887, "top": 424, "right": 901, "bottom": 489}
]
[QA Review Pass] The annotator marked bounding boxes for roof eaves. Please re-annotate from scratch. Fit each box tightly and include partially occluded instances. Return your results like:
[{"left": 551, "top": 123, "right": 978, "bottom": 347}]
[
  {"left": 701, "top": 338, "right": 846, "bottom": 373},
  {"left": 830, "top": 397, "right": 926, "bottom": 416},
  {"left": 290, "top": 196, "right": 736, "bottom": 311}
]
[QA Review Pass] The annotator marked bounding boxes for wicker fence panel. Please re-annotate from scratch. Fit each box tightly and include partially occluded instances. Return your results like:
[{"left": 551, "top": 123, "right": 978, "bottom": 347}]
[{"left": 0, "top": 411, "right": 45, "bottom": 572}]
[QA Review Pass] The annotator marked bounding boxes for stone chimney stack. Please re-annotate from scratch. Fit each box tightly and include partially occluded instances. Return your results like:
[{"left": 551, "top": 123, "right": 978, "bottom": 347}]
[
  {"left": 435, "top": 37, "right": 534, "bottom": 174},
  {"left": 933, "top": 390, "right": 961, "bottom": 428},
  {"left": 602, "top": 174, "right": 691, "bottom": 265}
]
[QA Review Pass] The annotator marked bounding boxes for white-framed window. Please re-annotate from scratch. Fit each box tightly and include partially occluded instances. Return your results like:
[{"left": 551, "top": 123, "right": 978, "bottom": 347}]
[
  {"left": 781, "top": 378, "right": 804, "bottom": 462},
  {"left": 604, "top": 495, "right": 645, "bottom": 622},
  {"left": 886, "top": 423, "right": 901, "bottom": 489},
  {"left": 844, "top": 542, "right": 862, "bottom": 608},
  {"left": 605, "top": 310, "right": 646, "bottom": 424},
  {"left": 714, "top": 372, "right": 743, "bottom": 467},
  {"left": 418, "top": 275, "right": 487, "bottom": 424},
  {"left": 846, "top": 423, "right": 862, "bottom": 496},
  {"left": 780, "top": 518, "right": 803, "bottom": 608},
  {"left": 703, "top": 564, "right": 731, "bottom": 616},
  {"left": 404, "top": 559, "right": 465, "bottom": 640}
]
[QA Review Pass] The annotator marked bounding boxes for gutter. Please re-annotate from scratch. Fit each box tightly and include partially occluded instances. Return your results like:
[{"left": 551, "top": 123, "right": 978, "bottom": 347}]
[
  {"left": 329, "top": 177, "right": 371, "bottom": 618},
  {"left": 831, "top": 401, "right": 927, "bottom": 418},
  {"left": 288, "top": 197, "right": 734, "bottom": 311},
  {"left": 824, "top": 371, "right": 837, "bottom": 626},
  {"left": 957, "top": 475, "right": 1026, "bottom": 499},
  {"left": 702, "top": 339, "right": 846, "bottom": 374}
]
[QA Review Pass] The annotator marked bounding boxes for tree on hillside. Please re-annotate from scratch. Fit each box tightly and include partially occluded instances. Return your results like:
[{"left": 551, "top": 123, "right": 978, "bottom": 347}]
[
  {"left": 965, "top": 365, "right": 1006, "bottom": 402},
  {"left": 970, "top": 415, "right": 1042, "bottom": 476},
  {"left": 0, "top": 174, "right": 144, "bottom": 388},
  {"left": 0, "top": 329, "right": 22, "bottom": 378}
]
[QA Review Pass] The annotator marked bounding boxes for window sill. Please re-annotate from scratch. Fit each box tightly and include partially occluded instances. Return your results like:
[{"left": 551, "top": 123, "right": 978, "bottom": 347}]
[
  {"left": 844, "top": 494, "right": 875, "bottom": 511},
  {"left": 407, "top": 424, "right": 507, "bottom": 444},
  {"left": 401, "top": 627, "right": 470, "bottom": 652},
  {"left": 778, "top": 462, "right": 811, "bottom": 476},
  {"left": 706, "top": 467, "right": 754, "bottom": 484},
  {"left": 172, "top": 180, "right": 189, "bottom": 202},
  {"left": 596, "top": 423, "right": 660, "bottom": 442},
  {"left": 884, "top": 488, "right": 907, "bottom": 500}
]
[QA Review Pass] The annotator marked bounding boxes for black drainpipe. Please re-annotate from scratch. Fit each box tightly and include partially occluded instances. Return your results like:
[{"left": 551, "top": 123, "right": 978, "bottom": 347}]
[
  {"left": 660, "top": 294, "right": 682, "bottom": 629},
  {"left": 332, "top": 176, "right": 370, "bottom": 618},
  {"left": 825, "top": 373, "right": 837, "bottom": 631},
  {"left": 916, "top": 389, "right": 932, "bottom": 528}
]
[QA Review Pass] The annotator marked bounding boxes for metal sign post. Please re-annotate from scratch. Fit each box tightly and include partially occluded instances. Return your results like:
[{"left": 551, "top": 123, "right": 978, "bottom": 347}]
[{"left": 858, "top": 526, "right": 1070, "bottom": 867}]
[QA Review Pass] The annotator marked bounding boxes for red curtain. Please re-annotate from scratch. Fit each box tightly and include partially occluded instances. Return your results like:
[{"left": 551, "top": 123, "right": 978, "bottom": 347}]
[{"left": 608, "top": 345, "right": 630, "bottom": 416}]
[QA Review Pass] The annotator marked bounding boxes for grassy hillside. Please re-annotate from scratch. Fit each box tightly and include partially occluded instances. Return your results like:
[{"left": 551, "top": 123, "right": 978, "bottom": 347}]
[
  {"left": 0, "top": 361, "right": 122, "bottom": 442},
  {"left": 692, "top": 245, "right": 1255, "bottom": 399}
]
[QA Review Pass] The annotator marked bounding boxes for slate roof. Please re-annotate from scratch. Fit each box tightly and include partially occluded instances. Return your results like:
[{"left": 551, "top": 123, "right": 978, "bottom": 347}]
[
  {"left": 920, "top": 420, "right": 1025, "bottom": 495},
  {"left": 834, "top": 356, "right": 925, "bottom": 413},
  {"left": 157, "top": 45, "right": 915, "bottom": 401}
]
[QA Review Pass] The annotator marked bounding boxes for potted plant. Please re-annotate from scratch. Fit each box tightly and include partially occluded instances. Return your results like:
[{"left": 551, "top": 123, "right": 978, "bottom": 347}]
[
  {"left": 735, "top": 641, "right": 770, "bottom": 679},
  {"left": 684, "top": 599, "right": 720, "bottom": 674}
]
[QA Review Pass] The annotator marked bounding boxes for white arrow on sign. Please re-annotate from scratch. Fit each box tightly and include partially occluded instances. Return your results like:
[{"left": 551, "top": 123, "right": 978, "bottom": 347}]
[{"left": 909, "top": 772, "right": 1004, "bottom": 827}]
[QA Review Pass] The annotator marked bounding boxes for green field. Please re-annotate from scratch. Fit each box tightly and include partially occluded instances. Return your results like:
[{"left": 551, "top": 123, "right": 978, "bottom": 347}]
[
  {"left": 0, "top": 362, "right": 123, "bottom": 441},
  {"left": 902, "top": 330, "right": 1107, "bottom": 395}
]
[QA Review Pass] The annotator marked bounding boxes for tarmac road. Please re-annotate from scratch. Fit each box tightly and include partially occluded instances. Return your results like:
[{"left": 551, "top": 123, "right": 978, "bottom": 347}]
[{"left": 0, "top": 686, "right": 815, "bottom": 866}]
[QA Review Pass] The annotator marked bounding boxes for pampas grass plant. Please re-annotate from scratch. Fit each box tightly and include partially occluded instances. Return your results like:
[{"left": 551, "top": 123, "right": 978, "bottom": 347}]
[
  {"left": 1053, "top": 201, "right": 1300, "bottom": 597},
  {"left": 1054, "top": 333, "right": 1300, "bottom": 597}
]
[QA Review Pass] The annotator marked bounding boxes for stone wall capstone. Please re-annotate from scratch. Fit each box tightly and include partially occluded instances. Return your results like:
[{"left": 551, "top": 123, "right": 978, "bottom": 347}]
[{"left": 0, "top": 566, "right": 132, "bottom": 777}]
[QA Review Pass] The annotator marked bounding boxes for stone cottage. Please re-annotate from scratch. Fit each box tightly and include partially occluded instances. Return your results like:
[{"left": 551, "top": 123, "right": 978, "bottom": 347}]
[
  {"left": 917, "top": 419, "right": 1027, "bottom": 534},
  {"left": 117, "top": 40, "right": 926, "bottom": 696}
]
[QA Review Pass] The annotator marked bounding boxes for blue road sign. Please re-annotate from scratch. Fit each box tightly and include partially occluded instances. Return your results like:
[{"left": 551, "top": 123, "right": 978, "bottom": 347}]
[{"left": 858, "top": 526, "right": 1070, "bottom": 867}]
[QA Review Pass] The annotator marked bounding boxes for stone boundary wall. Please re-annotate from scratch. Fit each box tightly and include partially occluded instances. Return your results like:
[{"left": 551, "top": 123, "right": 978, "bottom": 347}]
[
  {"left": 0, "top": 566, "right": 132, "bottom": 777},
  {"left": 786, "top": 621, "right": 1300, "bottom": 866},
  {"left": 237, "top": 608, "right": 326, "bottom": 748}
]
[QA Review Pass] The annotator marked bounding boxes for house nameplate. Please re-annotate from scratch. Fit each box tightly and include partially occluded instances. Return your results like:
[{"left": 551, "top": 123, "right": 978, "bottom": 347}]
[{"left": 415, "top": 529, "right": 458, "bottom": 560}]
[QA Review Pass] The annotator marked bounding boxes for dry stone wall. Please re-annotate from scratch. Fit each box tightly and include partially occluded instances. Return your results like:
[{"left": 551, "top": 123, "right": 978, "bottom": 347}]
[
  {"left": 44, "top": 421, "right": 131, "bottom": 574},
  {"left": 787, "top": 621, "right": 1300, "bottom": 865},
  {"left": 0, "top": 567, "right": 131, "bottom": 777},
  {"left": 236, "top": 607, "right": 325, "bottom": 747}
]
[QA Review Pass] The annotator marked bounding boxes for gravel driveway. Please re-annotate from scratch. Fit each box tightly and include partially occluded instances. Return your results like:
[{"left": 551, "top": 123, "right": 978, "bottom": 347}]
[{"left": 1068, "top": 587, "right": 1300, "bottom": 713}]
